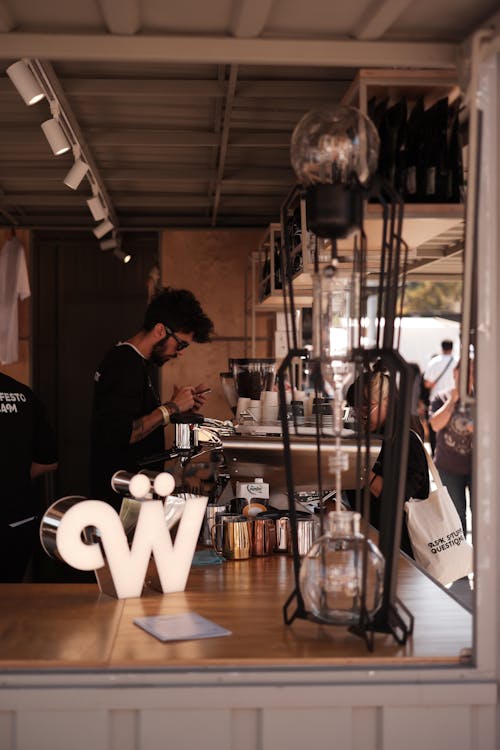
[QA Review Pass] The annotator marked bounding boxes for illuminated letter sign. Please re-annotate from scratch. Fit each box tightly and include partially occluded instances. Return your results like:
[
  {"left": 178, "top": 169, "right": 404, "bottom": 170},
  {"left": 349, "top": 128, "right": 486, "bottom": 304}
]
[{"left": 40, "top": 496, "right": 208, "bottom": 599}]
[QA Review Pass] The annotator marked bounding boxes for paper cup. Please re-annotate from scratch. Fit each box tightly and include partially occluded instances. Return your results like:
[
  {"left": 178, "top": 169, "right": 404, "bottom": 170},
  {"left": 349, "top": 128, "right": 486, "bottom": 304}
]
[
  {"left": 247, "top": 399, "right": 262, "bottom": 422},
  {"left": 236, "top": 397, "right": 251, "bottom": 422}
]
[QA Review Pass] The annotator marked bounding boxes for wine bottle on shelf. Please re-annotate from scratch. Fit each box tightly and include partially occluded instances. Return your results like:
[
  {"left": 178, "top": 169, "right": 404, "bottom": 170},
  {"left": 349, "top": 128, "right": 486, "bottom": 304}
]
[
  {"left": 446, "top": 99, "right": 464, "bottom": 203},
  {"left": 261, "top": 252, "right": 271, "bottom": 299},
  {"left": 274, "top": 239, "right": 282, "bottom": 290},
  {"left": 403, "top": 97, "right": 425, "bottom": 202},
  {"left": 378, "top": 98, "right": 407, "bottom": 192},
  {"left": 422, "top": 97, "right": 448, "bottom": 202}
]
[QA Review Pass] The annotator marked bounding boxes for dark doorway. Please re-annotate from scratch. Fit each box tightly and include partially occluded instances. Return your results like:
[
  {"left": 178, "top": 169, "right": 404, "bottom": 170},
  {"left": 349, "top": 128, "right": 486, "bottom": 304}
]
[{"left": 32, "top": 231, "right": 159, "bottom": 501}]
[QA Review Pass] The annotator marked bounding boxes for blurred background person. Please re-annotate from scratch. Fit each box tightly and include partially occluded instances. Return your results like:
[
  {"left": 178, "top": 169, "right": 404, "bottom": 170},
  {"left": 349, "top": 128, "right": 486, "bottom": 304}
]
[
  {"left": 346, "top": 365, "right": 429, "bottom": 557},
  {"left": 423, "top": 340, "right": 457, "bottom": 455},
  {"left": 0, "top": 372, "right": 58, "bottom": 582},
  {"left": 428, "top": 361, "right": 473, "bottom": 537}
]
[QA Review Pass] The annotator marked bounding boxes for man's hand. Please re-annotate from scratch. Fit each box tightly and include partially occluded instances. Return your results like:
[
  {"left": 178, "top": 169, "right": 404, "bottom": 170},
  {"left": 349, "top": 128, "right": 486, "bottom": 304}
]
[
  {"left": 170, "top": 385, "right": 196, "bottom": 413},
  {"left": 192, "top": 383, "right": 210, "bottom": 412}
]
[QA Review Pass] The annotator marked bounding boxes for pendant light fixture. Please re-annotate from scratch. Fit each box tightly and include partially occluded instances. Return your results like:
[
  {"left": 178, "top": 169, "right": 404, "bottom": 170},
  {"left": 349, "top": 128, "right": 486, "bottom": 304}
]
[
  {"left": 99, "top": 233, "right": 133, "bottom": 265},
  {"left": 6, "top": 59, "right": 45, "bottom": 105},
  {"left": 93, "top": 218, "right": 114, "bottom": 239},
  {"left": 100, "top": 236, "right": 119, "bottom": 251},
  {"left": 64, "top": 157, "right": 89, "bottom": 190},
  {"left": 6, "top": 58, "right": 119, "bottom": 249},
  {"left": 41, "top": 116, "right": 71, "bottom": 156},
  {"left": 87, "top": 194, "right": 107, "bottom": 221},
  {"left": 113, "top": 248, "right": 132, "bottom": 264}
]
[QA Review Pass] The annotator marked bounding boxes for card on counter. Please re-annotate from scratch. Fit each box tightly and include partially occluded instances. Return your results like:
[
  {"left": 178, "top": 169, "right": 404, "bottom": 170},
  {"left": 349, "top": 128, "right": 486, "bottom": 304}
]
[{"left": 133, "top": 612, "right": 231, "bottom": 642}]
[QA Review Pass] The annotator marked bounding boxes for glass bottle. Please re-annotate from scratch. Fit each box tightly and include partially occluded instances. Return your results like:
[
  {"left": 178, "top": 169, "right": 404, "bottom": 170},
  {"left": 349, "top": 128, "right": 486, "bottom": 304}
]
[{"left": 299, "top": 510, "right": 384, "bottom": 626}]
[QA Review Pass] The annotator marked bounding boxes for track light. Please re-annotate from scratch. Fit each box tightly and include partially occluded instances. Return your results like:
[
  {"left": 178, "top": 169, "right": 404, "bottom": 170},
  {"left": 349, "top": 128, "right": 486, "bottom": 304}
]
[
  {"left": 41, "top": 118, "right": 70, "bottom": 155},
  {"left": 100, "top": 236, "right": 119, "bottom": 251},
  {"left": 6, "top": 60, "right": 45, "bottom": 105},
  {"left": 87, "top": 195, "right": 107, "bottom": 221},
  {"left": 93, "top": 218, "right": 114, "bottom": 239},
  {"left": 114, "top": 248, "right": 132, "bottom": 264},
  {"left": 64, "top": 158, "right": 89, "bottom": 190}
]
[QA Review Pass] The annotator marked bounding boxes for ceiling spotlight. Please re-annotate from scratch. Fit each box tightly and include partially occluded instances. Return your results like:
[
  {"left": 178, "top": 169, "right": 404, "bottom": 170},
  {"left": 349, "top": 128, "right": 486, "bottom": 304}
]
[
  {"left": 6, "top": 60, "right": 45, "bottom": 106},
  {"left": 93, "top": 218, "right": 114, "bottom": 239},
  {"left": 41, "top": 118, "right": 71, "bottom": 155},
  {"left": 100, "top": 236, "right": 119, "bottom": 251},
  {"left": 64, "top": 159, "right": 89, "bottom": 190},
  {"left": 114, "top": 248, "right": 132, "bottom": 264},
  {"left": 87, "top": 195, "right": 107, "bottom": 221}
]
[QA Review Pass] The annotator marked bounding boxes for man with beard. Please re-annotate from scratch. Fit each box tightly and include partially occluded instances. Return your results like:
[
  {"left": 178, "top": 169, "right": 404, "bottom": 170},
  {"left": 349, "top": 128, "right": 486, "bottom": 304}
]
[{"left": 90, "top": 287, "right": 214, "bottom": 509}]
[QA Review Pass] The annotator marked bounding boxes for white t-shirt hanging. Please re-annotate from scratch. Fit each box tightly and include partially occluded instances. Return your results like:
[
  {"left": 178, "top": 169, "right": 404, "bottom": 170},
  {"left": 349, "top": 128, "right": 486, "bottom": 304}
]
[{"left": 0, "top": 238, "right": 31, "bottom": 364}]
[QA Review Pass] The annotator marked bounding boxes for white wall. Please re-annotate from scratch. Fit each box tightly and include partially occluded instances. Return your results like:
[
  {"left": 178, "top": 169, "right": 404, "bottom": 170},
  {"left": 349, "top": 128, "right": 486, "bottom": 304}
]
[{"left": 396, "top": 316, "right": 460, "bottom": 372}]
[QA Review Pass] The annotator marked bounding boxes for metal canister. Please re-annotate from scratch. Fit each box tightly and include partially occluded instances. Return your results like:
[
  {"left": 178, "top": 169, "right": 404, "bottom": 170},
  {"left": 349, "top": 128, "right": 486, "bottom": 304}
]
[
  {"left": 251, "top": 517, "right": 276, "bottom": 556},
  {"left": 211, "top": 514, "right": 252, "bottom": 560},
  {"left": 200, "top": 503, "right": 230, "bottom": 546},
  {"left": 294, "top": 517, "right": 319, "bottom": 556},
  {"left": 276, "top": 516, "right": 290, "bottom": 552}
]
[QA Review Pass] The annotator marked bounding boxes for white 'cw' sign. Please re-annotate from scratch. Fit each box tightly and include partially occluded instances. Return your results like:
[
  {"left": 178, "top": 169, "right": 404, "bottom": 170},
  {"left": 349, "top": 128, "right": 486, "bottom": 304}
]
[{"left": 40, "top": 495, "right": 208, "bottom": 599}]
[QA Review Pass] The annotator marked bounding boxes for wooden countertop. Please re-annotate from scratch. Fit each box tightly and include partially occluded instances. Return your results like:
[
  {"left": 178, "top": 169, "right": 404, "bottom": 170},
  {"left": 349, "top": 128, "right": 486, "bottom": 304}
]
[{"left": 0, "top": 554, "right": 471, "bottom": 670}]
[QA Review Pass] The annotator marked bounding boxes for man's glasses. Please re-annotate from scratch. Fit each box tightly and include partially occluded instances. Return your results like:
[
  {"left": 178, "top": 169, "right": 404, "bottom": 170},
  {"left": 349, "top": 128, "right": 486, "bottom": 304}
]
[{"left": 164, "top": 325, "right": 189, "bottom": 351}]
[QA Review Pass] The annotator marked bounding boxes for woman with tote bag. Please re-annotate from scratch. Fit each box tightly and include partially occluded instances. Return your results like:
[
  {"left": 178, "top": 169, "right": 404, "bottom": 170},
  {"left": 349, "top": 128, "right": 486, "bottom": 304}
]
[
  {"left": 346, "top": 365, "right": 430, "bottom": 557},
  {"left": 428, "top": 361, "right": 473, "bottom": 537}
]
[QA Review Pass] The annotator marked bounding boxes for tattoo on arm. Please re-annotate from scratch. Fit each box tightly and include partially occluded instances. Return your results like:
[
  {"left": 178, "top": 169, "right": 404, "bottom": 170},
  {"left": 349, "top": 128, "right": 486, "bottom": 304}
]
[{"left": 132, "top": 417, "right": 145, "bottom": 437}]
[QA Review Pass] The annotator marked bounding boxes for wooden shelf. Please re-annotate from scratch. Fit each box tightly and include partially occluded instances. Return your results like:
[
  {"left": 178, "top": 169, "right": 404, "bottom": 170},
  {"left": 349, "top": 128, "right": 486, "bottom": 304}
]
[
  {"left": 251, "top": 68, "right": 465, "bottom": 314},
  {"left": 342, "top": 68, "right": 461, "bottom": 111}
]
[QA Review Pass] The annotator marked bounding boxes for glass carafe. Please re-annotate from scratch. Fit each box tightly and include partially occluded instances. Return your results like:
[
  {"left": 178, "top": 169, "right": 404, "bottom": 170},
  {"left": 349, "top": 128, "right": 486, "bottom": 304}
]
[{"left": 299, "top": 510, "right": 384, "bottom": 626}]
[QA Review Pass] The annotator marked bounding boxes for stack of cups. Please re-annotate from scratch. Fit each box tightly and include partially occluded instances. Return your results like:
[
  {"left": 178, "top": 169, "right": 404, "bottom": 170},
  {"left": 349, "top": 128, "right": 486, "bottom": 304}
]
[
  {"left": 261, "top": 390, "right": 279, "bottom": 422},
  {"left": 236, "top": 397, "right": 251, "bottom": 422},
  {"left": 247, "top": 399, "right": 262, "bottom": 423}
]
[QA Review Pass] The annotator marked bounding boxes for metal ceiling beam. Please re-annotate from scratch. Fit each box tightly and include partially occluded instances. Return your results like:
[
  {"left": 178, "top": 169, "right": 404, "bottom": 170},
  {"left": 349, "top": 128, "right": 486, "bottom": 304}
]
[
  {"left": 83, "top": 130, "right": 221, "bottom": 147},
  {"left": 1, "top": 193, "right": 211, "bottom": 209},
  {"left": 0, "top": 33, "right": 458, "bottom": 69},
  {"left": 0, "top": 128, "right": 298, "bottom": 149},
  {"left": 353, "top": 0, "right": 415, "bottom": 41},
  {"left": 230, "top": 0, "right": 275, "bottom": 38},
  {"left": 16, "top": 79, "right": 227, "bottom": 98},
  {"left": 0, "top": 214, "right": 274, "bottom": 229},
  {"left": 0, "top": 77, "right": 350, "bottom": 99},
  {"left": 235, "top": 80, "right": 351, "bottom": 98},
  {"left": 208, "top": 65, "right": 226, "bottom": 214},
  {"left": 230, "top": 132, "right": 289, "bottom": 146},
  {"left": 211, "top": 65, "right": 238, "bottom": 226},
  {"left": 0, "top": 165, "right": 218, "bottom": 182},
  {"left": 222, "top": 167, "right": 292, "bottom": 184}
]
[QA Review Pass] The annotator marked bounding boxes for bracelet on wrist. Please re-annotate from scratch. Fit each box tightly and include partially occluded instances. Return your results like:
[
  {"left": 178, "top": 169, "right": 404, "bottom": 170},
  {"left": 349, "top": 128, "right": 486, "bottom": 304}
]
[
  {"left": 158, "top": 404, "right": 170, "bottom": 426},
  {"left": 164, "top": 400, "right": 180, "bottom": 414}
]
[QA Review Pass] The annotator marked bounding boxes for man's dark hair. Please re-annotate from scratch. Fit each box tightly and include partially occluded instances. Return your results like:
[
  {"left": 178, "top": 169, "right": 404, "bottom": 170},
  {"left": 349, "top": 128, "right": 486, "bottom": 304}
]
[
  {"left": 441, "top": 339, "right": 453, "bottom": 352},
  {"left": 143, "top": 287, "right": 214, "bottom": 343}
]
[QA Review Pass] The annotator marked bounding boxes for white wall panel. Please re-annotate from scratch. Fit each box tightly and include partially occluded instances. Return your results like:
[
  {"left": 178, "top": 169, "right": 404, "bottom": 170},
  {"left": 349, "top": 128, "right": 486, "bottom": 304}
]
[
  {"left": 0, "top": 712, "right": 13, "bottom": 750},
  {"left": 16, "top": 710, "right": 108, "bottom": 750},
  {"left": 352, "top": 707, "right": 378, "bottom": 750},
  {"left": 109, "top": 709, "right": 137, "bottom": 750},
  {"left": 383, "top": 706, "right": 470, "bottom": 750},
  {"left": 139, "top": 709, "right": 231, "bottom": 750},
  {"left": 0, "top": 689, "right": 497, "bottom": 750},
  {"left": 231, "top": 709, "right": 259, "bottom": 750},
  {"left": 262, "top": 707, "right": 351, "bottom": 750}
]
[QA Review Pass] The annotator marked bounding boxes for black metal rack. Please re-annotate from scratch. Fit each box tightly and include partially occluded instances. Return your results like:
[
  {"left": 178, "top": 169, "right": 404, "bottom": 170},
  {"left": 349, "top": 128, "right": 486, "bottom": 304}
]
[{"left": 277, "top": 177, "right": 417, "bottom": 649}]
